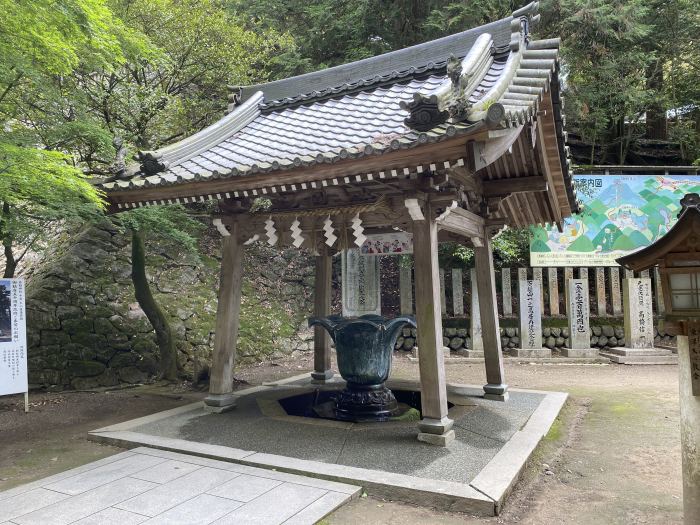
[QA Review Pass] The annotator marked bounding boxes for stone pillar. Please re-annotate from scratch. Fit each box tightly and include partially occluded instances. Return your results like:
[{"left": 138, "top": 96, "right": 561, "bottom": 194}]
[
  {"left": 623, "top": 277, "right": 654, "bottom": 349},
  {"left": 452, "top": 268, "right": 464, "bottom": 316},
  {"left": 564, "top": 267, "right": 573, "bottom": 316},
  {"left": 596, "top": 267, "right": 607, "bottom": 317},
  {"left": 654, "top": 267, "right": 666, "bottom": 316},
  {"left": 399, "top": 256, "right": 413, "bottom": 315},
  {"left": 469, "top": 268, "right": 484, "bottom": 356},
  {"left": 341, "top": 248, "right": 380, "bottom": 316},
  {"left": 515, "top": 279, "right": 550, "bottom": 358},
  {"left": 502, "top": 268, "right": 512, "bottom": 317},
  {"left": 677, "top": 331, "right": 700, "bottom": 524},
  {"left": 475, "top": 235, "right": 508, "bottom": 401},
  {"left": 533, "top": 267, "right": 544, "bottom": 310},
  {"left": 411, "top": 203, "right": 454, "bottom": 446},
  {"left": 205, "top": 225, "right": 244, "bottom": 412},
  {"left": 548, "top": 267, "right": 559, "bottom": 316},
  {"left": 311, "top": 248, "right": 333, "bottom": 382},
  {"left": 605, "top": 278, "right": 672, "bottom": 363},
  {"left": 563, "top": 279, "right": 598, "bottom": 358},
  {"left": 609, "top": 267, "right": 623, "bottom": 316}
]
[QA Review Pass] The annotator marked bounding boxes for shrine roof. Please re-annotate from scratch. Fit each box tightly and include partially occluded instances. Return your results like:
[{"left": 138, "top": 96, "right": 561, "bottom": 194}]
[
  {"left": 100, "top": 1, "right": 576, "bottom": 225},
  {"left": 617, "top": 193, "right": 700, "bottom": 272}
]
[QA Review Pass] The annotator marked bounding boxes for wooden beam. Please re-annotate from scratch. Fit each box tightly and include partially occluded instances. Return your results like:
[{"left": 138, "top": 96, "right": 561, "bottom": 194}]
[
  {"left": 468, "top": 125, "right": 523, "bottom": 172},
  {"left": 474, "top": 234, "right": 508, "bottom": 401},
  {"left": 482, "top": 176, "right": 547, "bottom": 196},
  {"left": 205, "top": 222, "right": 244, "bottom": 411},
  {"left": 311, "top": 246, "right": 333, "bottom": 381},
  {"left": 435, "top": 203, "right": 485, "bottom": 240},
  {"left": 412, "top": 199, "right": 454, "bottom": 444}
]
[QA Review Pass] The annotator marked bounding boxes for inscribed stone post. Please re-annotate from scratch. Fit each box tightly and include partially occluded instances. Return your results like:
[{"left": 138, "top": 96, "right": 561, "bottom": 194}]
[
  {"left": 596, "top": 267, "right": 607, "bottom": 316},
  {"left": 563, "top": 279, "right": 598, "bottom": 358},
  {"left": 609, "top": 267, "right": 622, "bottom": 316},
  {"left": 341, "top": 248, "right": 381, "bottom": 316},
  {"left": 604, "top": 277, "right": 674, "bottom": 363},
  {"left": 564, "top": 267, "right": 574, "bottom": 316},
  {"left": 623, "top": 278, "right": 654, "bottom": 349},
  {"left": 547, "top": 267, "right": 559, "bottom": 316},
  {"left": 399, "top": 256, "right": 413, "bottom": 315},
  {"left": 516, "top": 279, "right": 550, "bottom": 357},
  {"left": 502, "top": 268, "right": 512, "bottom": 317},
  {"left": 533, "top": 267, "right": 544, "bottom": 310},
  {"left": 578, "top": 267, "right": 589, "bottom": 280},
  {"left": 470, "top": 268, "right": 484, "bottom": 353},
  {"left": 452, "top": 268, "right": 464, "bottom": 316}
]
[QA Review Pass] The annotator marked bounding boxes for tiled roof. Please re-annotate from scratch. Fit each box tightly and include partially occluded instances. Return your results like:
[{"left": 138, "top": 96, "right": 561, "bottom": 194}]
[{"left": 101, "top": 1, "right": 573, "bottom": 212}]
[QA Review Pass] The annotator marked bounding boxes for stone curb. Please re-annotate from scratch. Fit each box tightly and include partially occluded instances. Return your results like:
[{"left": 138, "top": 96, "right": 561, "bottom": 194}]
[{"left": 468, "top": 391, "right": 568, "bottom": 513}]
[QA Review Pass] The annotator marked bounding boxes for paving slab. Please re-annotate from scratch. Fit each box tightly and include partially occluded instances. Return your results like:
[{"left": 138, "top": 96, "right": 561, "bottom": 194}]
[
  {"left": 0, "top": 448, "right": 360, "bottom": 525},
  {"left": 0, "top": 488, "right": 70, "bottom": 522},
  {"left": 72, "top": 507, "right": 149, "bottom": 525},
  {"left": 45, "top": 454, "right": 166, "bottom": 495},
  {"left": 140, "top": 493, "right": 243, "bottom": 524},
  {"left": 115, "top": 467, "right": 240, "bottom": 516},
  {"left": 13, "top": 477, "right": 158, "bottom": 525},
  {"left": 210, "top": 483, "right": 328, "bottom": 525}
]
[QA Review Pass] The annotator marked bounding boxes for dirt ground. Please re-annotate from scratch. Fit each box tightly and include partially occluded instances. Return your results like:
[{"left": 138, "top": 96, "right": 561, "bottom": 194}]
[{"left": 0, "top": 355, "right": 683, "bottom": 524}]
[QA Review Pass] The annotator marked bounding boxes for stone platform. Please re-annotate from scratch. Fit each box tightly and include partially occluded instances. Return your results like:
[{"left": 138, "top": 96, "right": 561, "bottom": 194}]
[
  {"left": 88, "top": 373, "right": 566, "bottom": 517},
  {"left": 601, "top": 347, "right": 678, "bottom": 365}
]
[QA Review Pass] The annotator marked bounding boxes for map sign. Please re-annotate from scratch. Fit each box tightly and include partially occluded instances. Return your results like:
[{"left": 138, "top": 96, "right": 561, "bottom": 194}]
[
  {"left": 530, "top": 174, "right": 700, "bottom": 266},
  {"left": 0, "top": 278, "right": 28, "bottom": 397}
]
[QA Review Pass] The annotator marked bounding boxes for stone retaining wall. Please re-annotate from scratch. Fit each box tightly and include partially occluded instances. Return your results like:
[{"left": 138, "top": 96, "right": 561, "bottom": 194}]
[
  {"left": 24, "top": 219, "right": 315, "bottom": 390},
  {"left": 394, "top": 324, "right": 677, "bottom": 352}
]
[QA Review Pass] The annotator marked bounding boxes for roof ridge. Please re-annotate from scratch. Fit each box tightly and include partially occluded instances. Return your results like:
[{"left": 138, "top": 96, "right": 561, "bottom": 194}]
[{"left": 232, "top": 5, "right": 535, "bottom": 111}]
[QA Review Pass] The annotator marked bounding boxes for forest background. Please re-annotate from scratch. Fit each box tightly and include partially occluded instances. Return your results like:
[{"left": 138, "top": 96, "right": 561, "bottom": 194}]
[{"left": 0, "top": 1, "right": 698, "bottom": 379}]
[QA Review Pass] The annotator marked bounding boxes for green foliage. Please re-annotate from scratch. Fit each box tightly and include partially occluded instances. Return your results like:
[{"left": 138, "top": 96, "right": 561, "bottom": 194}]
[
  {"left": 0, "top": 143, "right": 105, "bottom": 276},
  {"left": 119, "top": 205, "right": 205, "bottom": 256},
  {"left": 438, "top": 227, "right": 532, "bottom": 268}
]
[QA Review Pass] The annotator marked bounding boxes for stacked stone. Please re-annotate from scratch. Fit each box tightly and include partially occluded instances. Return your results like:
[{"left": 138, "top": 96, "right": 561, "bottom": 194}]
[
  {"left": 25, "top": 219, "right": 315, "bottom": 390},
  {"left": 394, "top": 325, "right": 676, "bottom": 352}
]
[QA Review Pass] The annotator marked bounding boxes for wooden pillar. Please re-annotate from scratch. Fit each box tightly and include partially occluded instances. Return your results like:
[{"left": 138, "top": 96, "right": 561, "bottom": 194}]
[
  {"left": 411, "top": 201, "right": 454, "bottom": 446},
  {"left": 205, "top": 223, "right": 244, "bottom": 412},
  {"left": 311, "top": 247, "right": 333, "bottom": 382},
  {"left": 474, "top": 234, "right": 508, "bottom": 401}
]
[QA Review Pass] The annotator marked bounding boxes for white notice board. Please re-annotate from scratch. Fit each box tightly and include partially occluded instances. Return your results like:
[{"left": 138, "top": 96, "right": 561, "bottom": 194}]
[{"left": 0, "top": 278, "right": 28, "bottom": 397}]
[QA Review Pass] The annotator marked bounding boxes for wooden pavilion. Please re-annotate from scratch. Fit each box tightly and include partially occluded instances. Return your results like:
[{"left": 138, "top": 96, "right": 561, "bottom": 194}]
[{"left": 100, "top": 2, "right": 577, "bottom": 445}]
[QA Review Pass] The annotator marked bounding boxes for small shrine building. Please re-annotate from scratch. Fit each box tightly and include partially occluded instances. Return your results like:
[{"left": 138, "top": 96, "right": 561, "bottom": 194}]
[{"left": 99, "top": 1, "right": 578, "bottom": 445}]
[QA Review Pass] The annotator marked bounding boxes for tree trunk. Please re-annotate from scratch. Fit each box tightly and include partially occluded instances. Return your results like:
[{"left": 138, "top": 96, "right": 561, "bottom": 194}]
[
  {"left": 1, "top": 202, "right": 16, "bottom": 278},
  {"left": 131, "top": 228, "right": 178, "bottom": 381},
  {"left": 645, "top": 60, "right": 667, "bottom": 140}
]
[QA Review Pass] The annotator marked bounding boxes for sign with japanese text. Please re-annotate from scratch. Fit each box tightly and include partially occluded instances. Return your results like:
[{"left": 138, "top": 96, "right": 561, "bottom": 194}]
[
  {"left": 530, "top": 174, "right": 700, "bottom": 266},
  {"left": 0, "top": 278, "right": 28, "bottom": 396},
  {"left": 360, "top": 232, "right": 413, "bottom": 255}
]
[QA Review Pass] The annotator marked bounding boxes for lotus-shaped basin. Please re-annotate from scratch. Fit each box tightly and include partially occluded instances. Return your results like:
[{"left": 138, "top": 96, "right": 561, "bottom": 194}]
[{"left": 308, "top": 314, "right": 416, "bottom": 421}]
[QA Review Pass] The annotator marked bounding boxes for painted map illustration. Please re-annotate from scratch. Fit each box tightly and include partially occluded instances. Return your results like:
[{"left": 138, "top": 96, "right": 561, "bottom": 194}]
[{"left": 530, "top": 174, "right": 700, "bottom": 266}]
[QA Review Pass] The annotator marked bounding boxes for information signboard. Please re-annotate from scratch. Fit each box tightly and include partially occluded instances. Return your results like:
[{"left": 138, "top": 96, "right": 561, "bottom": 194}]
[
  {"left": 0, "top": 278, "right": 28, "bottom": 401},
  {"left": 530, "top": 174, "right": 700, "bottom": 266},
  {"left": 360, "top": 232, "right": 413, "bottom": 255}
]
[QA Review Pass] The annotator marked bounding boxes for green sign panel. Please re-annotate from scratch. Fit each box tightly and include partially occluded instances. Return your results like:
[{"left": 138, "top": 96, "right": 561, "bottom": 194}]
[{"left": 530, "top": 174, "right": 700, "bottom": 267}]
